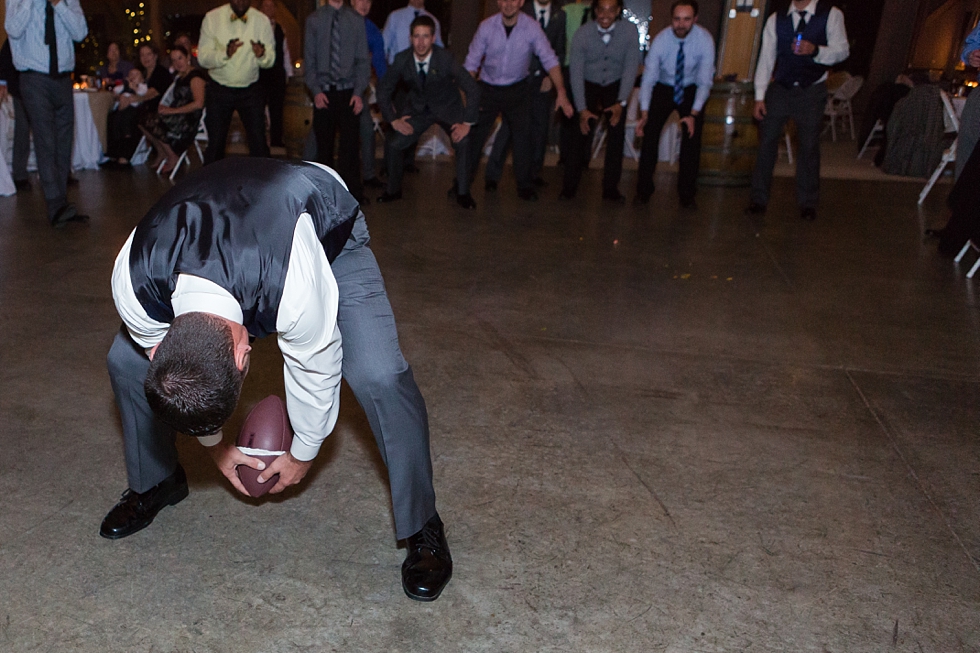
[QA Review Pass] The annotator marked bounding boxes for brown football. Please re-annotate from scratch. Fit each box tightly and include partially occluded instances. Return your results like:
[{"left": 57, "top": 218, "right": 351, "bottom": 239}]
[{"left": 236, "top": 395, "right": 293, "bottom": 498}]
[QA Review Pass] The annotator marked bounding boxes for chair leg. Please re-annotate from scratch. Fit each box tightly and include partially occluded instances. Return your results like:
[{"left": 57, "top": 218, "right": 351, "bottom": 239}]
[
  {"left": 955, "top": 241, "right": 973, "bottom": 263},
  {"left": 918, "top": 159, "right": 948, "bottom": 204},
  {"left": 784, "top": 132, "right": 794, "bottom": 165},
  {"left": 847, "top": 102, "right": 855, "bottom": 140},
  {"left": 968, "top": 255, "right": 980, "bottom": 279},
  {"left": 857, "top": 123, "right": 879, "bottom": 159}
]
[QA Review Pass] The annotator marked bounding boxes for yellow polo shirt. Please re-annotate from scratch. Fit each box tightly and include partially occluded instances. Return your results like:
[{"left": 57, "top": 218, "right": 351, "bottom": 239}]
[{"left": 197, "top": 4, "right": 275, "bottom": 88}]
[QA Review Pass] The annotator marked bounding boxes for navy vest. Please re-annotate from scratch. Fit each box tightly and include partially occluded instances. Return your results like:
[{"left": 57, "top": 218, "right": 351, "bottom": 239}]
[
  {"left": 773, "top": 1, "right": 831, "bottom": 89},
  {"left": 129, "top": 159, "right": 358, "bottom": 339}
]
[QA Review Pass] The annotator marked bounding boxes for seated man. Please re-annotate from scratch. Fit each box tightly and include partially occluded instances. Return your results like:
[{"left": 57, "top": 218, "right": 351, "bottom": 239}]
[
  {"left": 375, "top": 15, "right": 481, "bottom": 209},
  {"left": 101, "top": 158, "right": 453, "bottom": 602}
]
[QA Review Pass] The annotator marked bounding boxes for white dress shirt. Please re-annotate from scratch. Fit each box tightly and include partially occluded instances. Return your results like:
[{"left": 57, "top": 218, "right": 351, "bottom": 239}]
[
  {"left": 753, "top": 0, "right": 849, "bottom": 101},
  {"left": 111, "top": 163, "right": 347, "bottom": 462},
  {"left": 533, "top": 1, "right": 552, "bottom": 29}
]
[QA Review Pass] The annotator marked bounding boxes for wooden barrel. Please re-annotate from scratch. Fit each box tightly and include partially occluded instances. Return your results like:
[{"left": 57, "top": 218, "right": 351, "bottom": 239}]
[
  {"left": 699, "top": 81, "right": 758, "bottom": 186},
  {"left": 282, "top": 80, "right": 313, "bottom": 159}
]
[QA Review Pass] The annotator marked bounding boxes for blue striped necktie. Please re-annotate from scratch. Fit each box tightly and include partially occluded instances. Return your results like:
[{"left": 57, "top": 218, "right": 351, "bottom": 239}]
[{"left": 673, "top": 41, "right": 685, "bottom": 106}]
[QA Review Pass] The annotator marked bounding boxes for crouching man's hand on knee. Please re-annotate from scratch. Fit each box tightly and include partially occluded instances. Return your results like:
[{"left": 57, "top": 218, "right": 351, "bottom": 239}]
[{"left": 261, "top": 452, "right": 313, "bottom": 494}]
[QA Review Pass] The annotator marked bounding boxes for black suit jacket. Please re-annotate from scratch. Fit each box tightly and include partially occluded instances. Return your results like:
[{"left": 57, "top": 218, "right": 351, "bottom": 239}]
[
  {"left": 377, "top": 46, "right": 481, "bottom": 126},
  {"left": 524, "top": 3, "right": 566, "bottom": 78}
]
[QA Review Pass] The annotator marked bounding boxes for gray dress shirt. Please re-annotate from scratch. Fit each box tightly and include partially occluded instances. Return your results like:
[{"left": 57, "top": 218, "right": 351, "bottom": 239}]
[
  {"left": 568, "top": 19, "right": 641, "bottom": 112},
  {"left": 304, "top": 4, "right": 370, "bottom": 96}
]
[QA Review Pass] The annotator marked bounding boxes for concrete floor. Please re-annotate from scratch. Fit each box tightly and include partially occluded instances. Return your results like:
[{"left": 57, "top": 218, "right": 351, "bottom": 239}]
[{"left": 0, "top": 160, "right": 978, "bottom": 652}]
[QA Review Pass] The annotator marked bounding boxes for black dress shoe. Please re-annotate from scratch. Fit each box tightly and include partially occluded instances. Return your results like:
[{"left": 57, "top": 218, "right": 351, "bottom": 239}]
[
  {"left": 517, "top": 188, "right": 538, "bottom": 201},
  {"left": 744, "top": 202, "right": 767, "bottom": 215},
  {"left": 51, "top": 204, "right": 89, "bottom": 229},
  {"left": 800, "top": 207, "right": 817, "bottom": 221},
  {"left": 532, "top": 177, "right": 547, "bottom": 188},
  {"left": 402, "top": 513, "right": 452, "bottom": 601},
  {"left": 456, "top": 193, "right": 477, "bottom": 209},
  {"left": 602, "top": 189, "right": 626, "bottom": 203},
  {"left": 100, "top": 465, "right": 189, "bottom": 539},
  {"left": 14, "top": 178, "right": 31, "bottom": 192},
  {"left": 376, "top": 191, "right": 403, "bottom": 203},
  {"left": 485, "top": 179, "right": 498, "bottom": 192},
  {"left": 364, "top": 177, "right": 385, "bottom": 189},
  {"left": 680, "top": 197, "right": 698, "bottom": 209}
]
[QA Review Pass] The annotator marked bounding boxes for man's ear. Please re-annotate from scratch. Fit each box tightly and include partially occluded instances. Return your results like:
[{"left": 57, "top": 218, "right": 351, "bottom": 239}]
[{"left": 148, "top": 344, "right": 160, "bottom": 361}]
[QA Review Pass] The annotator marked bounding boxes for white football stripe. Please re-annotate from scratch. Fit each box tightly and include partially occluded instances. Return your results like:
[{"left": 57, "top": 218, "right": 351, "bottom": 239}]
[{"left": 237, "top": 446, "right": 287, "bottom": 457}]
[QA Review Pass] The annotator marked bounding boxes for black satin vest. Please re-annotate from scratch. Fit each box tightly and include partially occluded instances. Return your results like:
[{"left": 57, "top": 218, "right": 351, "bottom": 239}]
[{"left": 129, "top": 158, "right": 358, "bottom": 338}]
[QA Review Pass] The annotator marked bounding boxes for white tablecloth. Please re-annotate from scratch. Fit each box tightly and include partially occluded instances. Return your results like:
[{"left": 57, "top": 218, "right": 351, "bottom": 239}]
[
  {"left": 0, "top": 91, "right": 104, "bottom": 181},
  {"left": 0, "top": 99, "right": 16, "bottom": 196}
]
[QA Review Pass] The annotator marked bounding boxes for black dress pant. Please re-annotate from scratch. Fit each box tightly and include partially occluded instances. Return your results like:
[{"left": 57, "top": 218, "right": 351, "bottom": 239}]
[
  {"left": 261, "top": 69, "right": 287, "bottom": 147},
  {"left": 636, "top": 83, "right": 702, "bottom": 202},
  {"left": 468, "top": 80, "right": 533, "bottom": 192},
  {"left": 485, "top": 76, "right": 554, "bottom": 183},
  {"left": 312, "top": 88, "right": 363, "bottom": 200},
  {"left": 203, "top": 80, "right": 270, "bottom": 164},
  {"left": 385, "top": 113, "right": 471, "bottom": 196},
  {"left": 563, "top": 80, "right": 626, "bottom": 196}
]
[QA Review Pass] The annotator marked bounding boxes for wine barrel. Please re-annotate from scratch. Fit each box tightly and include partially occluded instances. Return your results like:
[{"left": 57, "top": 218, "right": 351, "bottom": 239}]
[
  {"left": 699, "top": 81, "right": 758, "bottom": 187},
  {"left": 282, "top": 80, "right": 314, "bottom": 159}
]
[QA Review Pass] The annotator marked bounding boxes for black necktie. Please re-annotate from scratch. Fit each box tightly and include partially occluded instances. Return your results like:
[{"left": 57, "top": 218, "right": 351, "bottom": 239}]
[
  {"left": 795, "top": 10, "right": 807, "bottom": 33},
  {"left": 417, "top": 61, "right": 426, "bottom": 86},
  {"left": 539, "top": 9, "right": 547, "bottom": 29},
  {"left": 45, "top": 1, "right": 58, "bottom": 76}
]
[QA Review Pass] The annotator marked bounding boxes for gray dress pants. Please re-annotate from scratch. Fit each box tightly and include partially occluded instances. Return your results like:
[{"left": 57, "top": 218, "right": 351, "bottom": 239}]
[
  {"left": 750, "top": 82, "right": 826, "bottom": 210},
  {"left": 106, "top": 215, "right": 437, "bottom": 541},
  {"left": 19, "top": 72, "right": 74, "bottom": 220}
]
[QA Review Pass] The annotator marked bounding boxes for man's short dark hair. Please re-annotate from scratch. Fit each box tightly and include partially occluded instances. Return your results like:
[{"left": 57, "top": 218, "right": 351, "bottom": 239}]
[
  {"left": 671, "top": 0, "right": 699, "bottom": 16},
  {"left": 410, "top": 14, "right": 436, "bottom": 37},
  {"left": 591, "top": 0, "right": 624, "bottom": 17},
  {"left": 144, "top": 312, "right": 244, "bottom": 437}
]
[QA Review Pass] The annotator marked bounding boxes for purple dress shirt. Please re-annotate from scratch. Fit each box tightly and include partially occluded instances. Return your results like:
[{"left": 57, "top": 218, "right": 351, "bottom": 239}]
[{"left": 464, "top": 11, "right": 559, "bottom": 86}]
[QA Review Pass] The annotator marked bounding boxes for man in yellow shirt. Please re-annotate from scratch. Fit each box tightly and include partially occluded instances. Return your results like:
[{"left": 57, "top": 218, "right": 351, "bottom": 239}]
[{"left": 198, "top": 0, "right": 276, "bottom": 163}]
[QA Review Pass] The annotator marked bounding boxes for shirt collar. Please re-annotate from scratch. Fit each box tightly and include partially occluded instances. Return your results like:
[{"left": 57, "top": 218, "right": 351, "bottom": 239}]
[
  {"left": 787, "top": 0, "right": 818, "bottom": 17},
  {"left": 171, "top": 275, "right": 244, "bottom": 325},
  {"left": 534, "top": 1, "right": 551, "bottom": 15},
  {"left": 414, "top": 51, "right": 433, "bottom": 66},
  {"left": 597, "top": 22, "right": 616, "bottom": 34}
]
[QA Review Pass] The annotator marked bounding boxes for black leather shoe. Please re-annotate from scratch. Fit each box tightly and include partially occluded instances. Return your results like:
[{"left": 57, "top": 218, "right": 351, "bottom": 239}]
[
  {"left": 376, "top": 191, "right": 403, "bottom": 203},
  {"left": 602, "top": 189, "right": 626, "bottom": 203},
  {"left": 364, "top": 177, "right": 385, "bottom": 189},
  {"left": 485, "top": 179, "right": 498, "bottom": 192},
  {"left": 100, "top": 465, "right": 189, "bottom": 539},
  {"left": 744, "top": 202, "right": 767, "bottom": 215},
  {"left": 456, "top": 193, "right": 477, "bottom": 209},
  {"left": 51, "top": 204, "right": 90, "bottom": 229},
  {"left": 517, "top": 188, "right": 538, "bottom": 201},
  {"left": 402, "top": 513, "right": 452, "bottom": 601},
  {"left": 14, "top": 179, "right": 31, "bottom": 192},
  {"left": 800, "top": 207, "right": 817, "bottom": 221}
]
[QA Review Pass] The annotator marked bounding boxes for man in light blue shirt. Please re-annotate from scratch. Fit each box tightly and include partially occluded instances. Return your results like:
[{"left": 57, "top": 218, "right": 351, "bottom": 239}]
[
  {"left": 5, "top": 0, "right": 89, "bottom": 226},
  {"left": 634, "top": 0, "right": 714, "bottom": 208},
  {"left": 956, "top": 24, "right": 980, "bottom": 180},
  {"left": 382, "top": 0, "right": 443, "bottom": 64}
]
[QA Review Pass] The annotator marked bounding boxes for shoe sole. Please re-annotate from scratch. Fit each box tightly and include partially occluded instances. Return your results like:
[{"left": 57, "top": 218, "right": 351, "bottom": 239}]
[{"left": 99, "top": 484, "right": 189, "bottom": 540}]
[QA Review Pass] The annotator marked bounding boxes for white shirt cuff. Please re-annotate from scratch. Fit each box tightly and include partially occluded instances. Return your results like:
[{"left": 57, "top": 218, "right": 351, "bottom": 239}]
[{"left": 197, "top": 429, "right": 223, "bottom": 447}]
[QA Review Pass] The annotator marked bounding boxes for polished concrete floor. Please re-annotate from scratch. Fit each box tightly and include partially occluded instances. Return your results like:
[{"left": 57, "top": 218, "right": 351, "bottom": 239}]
[{"left": 1, "top": 160, "right": 978, "bottom": 652}]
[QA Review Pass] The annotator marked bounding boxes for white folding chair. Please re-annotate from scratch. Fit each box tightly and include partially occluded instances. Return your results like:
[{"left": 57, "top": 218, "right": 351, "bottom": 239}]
[
  {"left": 954, "top": 240, "right": 980, "bottom": 278},
  {"left": 193, "top": 108, "right": 208, "bottom": 162},
  {"left": 824, "top": 75, "right": 863, "bottom": 141},
  {"left": 918, "top": 91, "right": 960, "bottom": 204},
  {"left": 156, "top": 111, "right": 207, "bottom": 182},
  {"left": 130, "top": 136, "right": 151, "bottom": 166},
  {"left": 857, "top": 119, "right": 884, "bottom": 159}
]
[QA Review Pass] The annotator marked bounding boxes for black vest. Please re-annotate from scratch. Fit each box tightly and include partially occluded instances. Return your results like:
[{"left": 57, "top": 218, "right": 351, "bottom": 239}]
[
  {"left": 129, "top": 159, "right": 358, "bottom": 338},
  {"left": 773, "top": 1, "right": 832, "bottom": 89}
]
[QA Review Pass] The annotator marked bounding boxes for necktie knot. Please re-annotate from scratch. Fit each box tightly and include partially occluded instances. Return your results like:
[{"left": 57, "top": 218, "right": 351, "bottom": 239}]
[
  {"left": 539, "top": 10, "right": 547, "bottom": 29},
  {"left": 795, "top": 10, "right": 807, "bottom": 32}
]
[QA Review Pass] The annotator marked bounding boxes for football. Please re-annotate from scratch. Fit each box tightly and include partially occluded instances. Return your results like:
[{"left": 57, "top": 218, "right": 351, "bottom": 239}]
[{"left": 236, "top": 395, "right": 293, "bottom": 498}]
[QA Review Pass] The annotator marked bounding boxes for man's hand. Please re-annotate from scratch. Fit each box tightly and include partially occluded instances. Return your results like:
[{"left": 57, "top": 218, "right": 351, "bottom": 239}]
[
  {"left": 753, "top": 100, "right": 767, "bottom": 121},
  {"left": 259, "top": 452, "right": 314, "bottom": 495},
  {"left": 350, "top": 94, "right": 363, "bottom": 115},
  {"left": 605, "top": 103, "right": 623, "bottom": 128},
  {"left": 969, "top": 49, "right": 980, "bottom": 68},
  {"left": 251, "top": 40, "right": 266, "bottom": 59},
  {"left": 679, "top": 115, "right": 695, "bottom": 136},
  {"left": 579, "top": 109, "right": 598, "bottom": 135},
  {"left": 635, "top": 111, "right": 648, "bottom": 137},
  {"left": 314, "top": 92, "right": 329, "bottom": 109},
  {"left": 556, "top": 90, "right": 574, "bottom": 118},
  {"left": 392, "top": 116, "right": 414, "bottom": 135},
  {"left": 206, "top": 440, "right": 266, "bottom": 496},
  {"left": 793, "top": 39, "right": 816, "bottom": 56},
  {"left": 227, "top": 39, "right": 244, "bottom": 58},
  {"left": 540, "top": 76, "right": 553, "bottom": 93},
  {"left": 450, "top": 122, "right": 470, "bottom": 143}
]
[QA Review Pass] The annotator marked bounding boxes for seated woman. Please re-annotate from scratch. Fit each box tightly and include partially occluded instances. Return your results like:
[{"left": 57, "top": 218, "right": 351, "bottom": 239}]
[
  {"left": 96, "top": 42, "right": 133, "bottom": 87},
  {"left": 139, "top": 46, "right": 206, "bottom": 173},
  {"left": 102, "top": 68, "right": 152, "bottom": 167},
  {"left": 136, "top": 42, "right": 173, "bottom": 113}
]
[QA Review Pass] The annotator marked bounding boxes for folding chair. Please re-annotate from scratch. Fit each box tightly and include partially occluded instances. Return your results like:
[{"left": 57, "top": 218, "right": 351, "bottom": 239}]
[
  {"left": 824, "top": 75, "right": 863, "bottom": 141},
  {"left": 954, "top": 240, "right": 980, "bottom": 278},
  {"left": 156, "top": 110, "right": 207, "bottom": 182},
  {"left": 918, "top": 91, "right": 959, "bottom": 204},
  {"left": 857, "top": 119, "right": 883, "bottom": 159}
]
